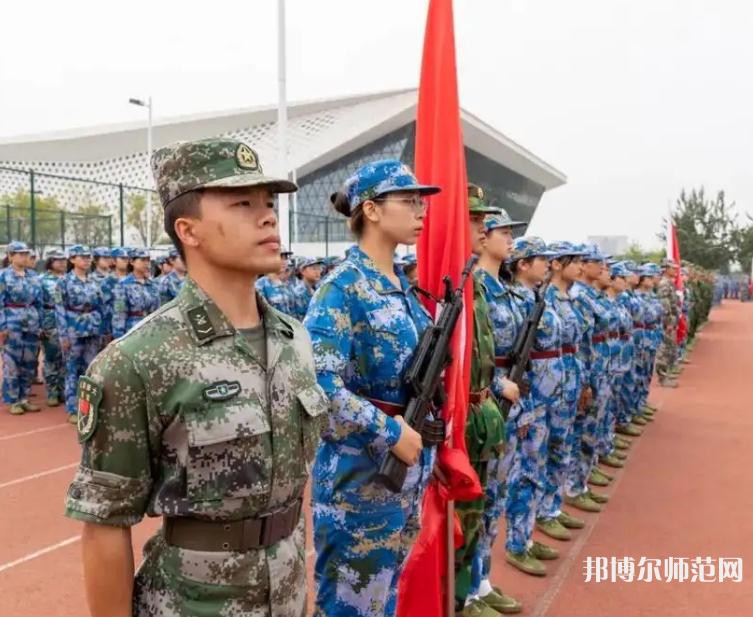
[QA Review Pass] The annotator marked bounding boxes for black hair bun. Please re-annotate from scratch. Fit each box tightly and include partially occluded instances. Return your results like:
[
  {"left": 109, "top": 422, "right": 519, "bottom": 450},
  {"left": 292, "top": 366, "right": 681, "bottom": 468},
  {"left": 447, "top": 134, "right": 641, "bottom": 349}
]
[{"left": 330, "top": 191, "right": 352, "bottom": 218}]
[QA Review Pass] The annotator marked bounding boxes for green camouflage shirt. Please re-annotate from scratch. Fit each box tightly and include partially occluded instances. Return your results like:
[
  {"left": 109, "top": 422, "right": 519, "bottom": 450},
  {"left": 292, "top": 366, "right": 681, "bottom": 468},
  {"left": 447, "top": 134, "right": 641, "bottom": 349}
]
[{"left": 64, "top": 276, "right": 327, "bottom": 616}]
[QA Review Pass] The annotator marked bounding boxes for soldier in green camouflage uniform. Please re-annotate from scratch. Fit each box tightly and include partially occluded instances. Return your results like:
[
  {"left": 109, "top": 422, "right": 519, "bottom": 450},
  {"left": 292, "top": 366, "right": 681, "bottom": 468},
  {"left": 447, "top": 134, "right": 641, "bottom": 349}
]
[
  {"left": 455, "top": 185, "right": 508, "bottom": 617},
  {"left": 64, "top": 138, "right": 328, "bottom": 617},
  {"left": 655, "top": 258, "right": 680, "bottom": 387}
]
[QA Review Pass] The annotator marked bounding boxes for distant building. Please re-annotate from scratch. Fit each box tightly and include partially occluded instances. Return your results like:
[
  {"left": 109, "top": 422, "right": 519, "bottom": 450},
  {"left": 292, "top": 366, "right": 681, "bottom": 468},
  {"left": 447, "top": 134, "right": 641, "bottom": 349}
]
[
  {"left": 587, "top": 235, "right": 629, "bottom": 256},
  {"left": 1, "top": 89, "right": 566, "bottom": 255}
]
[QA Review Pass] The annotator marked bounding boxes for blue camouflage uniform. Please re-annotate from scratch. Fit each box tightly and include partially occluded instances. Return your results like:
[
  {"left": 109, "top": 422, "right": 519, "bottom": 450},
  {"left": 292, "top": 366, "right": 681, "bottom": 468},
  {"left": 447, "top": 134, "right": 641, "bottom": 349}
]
[
  {"left": 256, "top": 275, "right": 296, "bottom": 316},
  {"left": 39, "top": 251, "right": 66, "bottom": 402},
  {"left": 504, "top": 238, "right": 563, "bottom": 557},
  {"left": 158, "top": 270, "right": 185, "bottom": 305},
  {"left": 304, "top": 160, "right": 440, "bottom": 617},
  {"left": 112, "top": 249, "right": 160, "bottom": 338},
  {"left": 54, "top": 246, "right": 104, "bottom": 417},
  {"left": 636, "top": 264, "right": 663, "bottom": 409},
  {"left": 472, "top": 212, "right": 528, "bottom": 595},
  {"left": 291, "top": 257, "right": 324, "bottom": 321},
  {"left": 537, "top": 242, "right": 587, "bottom": 523},
  {"left": 616, "top": 262, "right": 642, "bottom": 427},
  {"left": 597, "top": 285, "right": 623, "bottom": 458},
  {"left": 0, "top": 242, "right": 42, "bottom": 405},
  {"left": 567, "top": 246, "right": 612, "bottom": 498},
  {"left": 99, "top": 247, "right": 131, "bottom": 338}
]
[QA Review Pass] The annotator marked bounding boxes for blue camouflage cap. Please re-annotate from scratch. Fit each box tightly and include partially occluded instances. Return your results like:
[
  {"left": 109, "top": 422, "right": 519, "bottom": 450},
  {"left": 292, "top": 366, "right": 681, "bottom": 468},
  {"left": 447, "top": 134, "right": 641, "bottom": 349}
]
[
  {"left": 131, "top": 248, "right": 151, "bottom": 259},
  {"left": 111, "top": 247, "right": 130, "bottom": 259},
  {"left": 68, "top": 244, "right": 91, "bottom": 257},
  {"left": 508, "top": 236, "right": 557, "bottom": 262},
  {"left": 547, "top": 240, "right": 588, "bottom": 260},
  {"left": 299, "top": 257, "right": 324, "bottom": 270},
  {"left": 46, "top": 249, "right": 66, "bottom": 260},
  {"left": 334, "top": 159, "right": 441, "bottom": 212},
  {"left": 484, "top": 210, "right": 527, "bottom": 233},
  {"left": 610, "top": 261, "right": 631, "bottom": 278},
  {"left": 622, "top": 260, "right": 639, "bottom": 273},
  {"left": 93, "top": 246, "right": 111, "bottom": 258},
  {"left": 154, "top": 255, "right": 167, "bottom": 265},
  {"left": 7, "top": 241, "right": 31, "bottom": 253},
  {"left": 639, "top": 263, "right": 661, "bottom": 276},
  {"left": 168, "top": 247, "right": 180, "bottom": 259},
  {"left": 403, "top": 253, "right": 417, "bottom": 266},
  {"left": 583, "top": 244, "right": 611, "bottom": 262}
]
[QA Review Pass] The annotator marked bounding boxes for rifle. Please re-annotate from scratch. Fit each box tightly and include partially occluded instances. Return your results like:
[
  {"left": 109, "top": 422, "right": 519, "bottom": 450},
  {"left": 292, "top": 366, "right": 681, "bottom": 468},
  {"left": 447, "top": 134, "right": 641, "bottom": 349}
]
[
  {"left": 376, "top": 255, "right": 478, "bottom": 493},
  {"left": 498, "top": 271, "right": 554, "bottom": 419}
]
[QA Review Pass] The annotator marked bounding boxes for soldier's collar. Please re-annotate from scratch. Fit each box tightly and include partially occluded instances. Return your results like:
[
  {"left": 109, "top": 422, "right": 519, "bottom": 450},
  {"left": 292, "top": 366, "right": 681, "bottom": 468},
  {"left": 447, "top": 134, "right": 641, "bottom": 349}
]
[{"left": 177, "top": 277, "right": 294, "bottom": 346}]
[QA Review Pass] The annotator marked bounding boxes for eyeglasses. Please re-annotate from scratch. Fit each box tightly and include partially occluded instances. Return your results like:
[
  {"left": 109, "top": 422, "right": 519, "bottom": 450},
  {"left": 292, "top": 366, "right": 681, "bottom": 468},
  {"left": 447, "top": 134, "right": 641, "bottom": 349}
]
[{"left": 373, "top": 196, "right": 429, "bottom": 211}]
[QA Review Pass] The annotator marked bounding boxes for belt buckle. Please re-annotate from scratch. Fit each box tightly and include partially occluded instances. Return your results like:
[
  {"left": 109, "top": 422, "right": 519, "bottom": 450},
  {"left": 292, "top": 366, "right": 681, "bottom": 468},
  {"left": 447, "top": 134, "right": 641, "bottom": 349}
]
[{"left": 257, "top": 512, "right": 275, "bottom": 547}]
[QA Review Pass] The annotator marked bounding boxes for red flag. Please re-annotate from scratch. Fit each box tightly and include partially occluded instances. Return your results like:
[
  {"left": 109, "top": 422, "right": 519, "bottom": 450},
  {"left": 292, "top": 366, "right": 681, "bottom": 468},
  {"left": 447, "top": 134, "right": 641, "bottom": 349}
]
[
  {"left": 398, "top": 1, "right": 481, "bottom": 615},
  {"left": 667, "top": 214, "right": 687, "bottom": 343}
]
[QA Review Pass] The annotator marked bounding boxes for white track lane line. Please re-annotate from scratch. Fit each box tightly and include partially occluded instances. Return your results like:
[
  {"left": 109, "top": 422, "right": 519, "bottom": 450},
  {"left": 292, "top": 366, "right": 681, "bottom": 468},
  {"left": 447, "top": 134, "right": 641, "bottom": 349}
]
[
  {"left": 0, "top": 462, "right": 78, "bottom": 490},
  {"left": 0, "top": 423, "right": 69, "bottom": 441},
  {"left": 0, "top": 535, "right": 81, "bottom": 574}
]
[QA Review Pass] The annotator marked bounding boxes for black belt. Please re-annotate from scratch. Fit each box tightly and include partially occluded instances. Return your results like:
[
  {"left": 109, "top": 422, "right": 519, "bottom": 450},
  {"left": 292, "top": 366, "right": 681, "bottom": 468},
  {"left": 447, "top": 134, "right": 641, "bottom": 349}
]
[
  {"left": 164, "top": 499, "right": 302, "bottom": 552},
  {"left": 365, "top": 397, "right": 445, "bottom": 445}
]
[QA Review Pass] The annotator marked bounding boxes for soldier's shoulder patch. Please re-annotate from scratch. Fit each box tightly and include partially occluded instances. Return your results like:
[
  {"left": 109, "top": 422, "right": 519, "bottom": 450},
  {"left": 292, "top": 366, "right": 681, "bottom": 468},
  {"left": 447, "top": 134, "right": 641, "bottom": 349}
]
[{"left": 76, "top": 377, "right": 103, "bottom": 443}]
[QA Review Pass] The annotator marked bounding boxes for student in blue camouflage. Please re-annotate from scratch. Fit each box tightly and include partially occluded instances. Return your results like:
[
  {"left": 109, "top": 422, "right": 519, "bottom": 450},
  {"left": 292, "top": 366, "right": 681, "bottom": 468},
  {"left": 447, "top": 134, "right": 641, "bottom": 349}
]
[
  {"left": 39, "top": 249, "right": 67, "bottom": 407},
  {"left": 0, "top": 242, "right": 43, "bottom": 415},
  {"left": 614, "top": 263, "right": 648, "bottom": 438},
  {"left": 504, "top": 237, "right": 563, "bottom": 577},
  {"left": 304, "top": 160, "right": 439, "bottom": 617},
  {"left": 54, "top": 245, "right": 104, "bottom": 423},
  {"left": 256, "top": 252, "right": 296, "bottom": 316},
  {"left": 469, "top": 211, "right": 528, "bottom": 614},
  {"left": 535, "top": 242, "right": 589, "bottom": 542},
  {"left": 596, "top": 263, "right": 625, "bottom": 472},
  {"left": 599, "top": 263, "right": 634, "bottom": 471},
  {"left": 290, "top": 257, "right": 323, "bottom": 320},
  {"left": 112, "top": 248, "right": 160, "bottom": 338},
  {"left": 90, "top": 247, "right": 113, "bottom": 285},
  {"left": 565, "top": 245, "right": 612, "bottom": 512},
  {"left": 635, "top": 264, "right": 663, "bottom": 416},
  {"left": 99, "top": 247, "right": 131, "bottom": 340},
  {"left": 158, "top": 248, "right": 187, "bottom": 305}
]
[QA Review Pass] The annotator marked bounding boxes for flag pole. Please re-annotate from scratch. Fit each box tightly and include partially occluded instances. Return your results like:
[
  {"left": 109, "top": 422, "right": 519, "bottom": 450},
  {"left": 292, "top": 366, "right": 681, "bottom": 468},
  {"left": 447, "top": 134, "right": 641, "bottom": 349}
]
[{"left": 277, "top": 0, "right": 290, "bottom": 250}]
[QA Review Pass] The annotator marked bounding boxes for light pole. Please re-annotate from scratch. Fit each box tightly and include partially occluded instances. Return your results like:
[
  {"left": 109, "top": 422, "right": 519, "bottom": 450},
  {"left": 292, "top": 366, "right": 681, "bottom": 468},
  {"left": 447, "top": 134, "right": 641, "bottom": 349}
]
[
  {"left": 277, "top": 0, "right": 290, "bottom": 251},
  {"left": 129, "top": 97, "right": 153, "bottom": 248}
]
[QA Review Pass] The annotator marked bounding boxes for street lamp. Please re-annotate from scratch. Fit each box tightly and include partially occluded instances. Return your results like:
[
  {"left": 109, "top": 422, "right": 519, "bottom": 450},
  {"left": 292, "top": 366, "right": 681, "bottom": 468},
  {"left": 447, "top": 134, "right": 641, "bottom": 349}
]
[{"left": 129, "top": 97, "right": 153, "bottom": 248}]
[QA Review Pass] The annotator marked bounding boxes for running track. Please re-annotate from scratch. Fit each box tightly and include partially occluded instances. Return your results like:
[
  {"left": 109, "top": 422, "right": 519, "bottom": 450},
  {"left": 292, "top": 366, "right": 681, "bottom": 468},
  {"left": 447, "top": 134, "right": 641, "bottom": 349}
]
[{"left": 0, "top": 301, "right": 750, "bottom": 615}]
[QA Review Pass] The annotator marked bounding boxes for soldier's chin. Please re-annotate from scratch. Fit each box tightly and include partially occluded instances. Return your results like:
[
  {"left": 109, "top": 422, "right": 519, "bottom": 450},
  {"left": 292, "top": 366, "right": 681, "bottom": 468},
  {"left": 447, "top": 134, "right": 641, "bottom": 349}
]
[{"left": 253, "top": 253, "right": 283, "bottom": 275}]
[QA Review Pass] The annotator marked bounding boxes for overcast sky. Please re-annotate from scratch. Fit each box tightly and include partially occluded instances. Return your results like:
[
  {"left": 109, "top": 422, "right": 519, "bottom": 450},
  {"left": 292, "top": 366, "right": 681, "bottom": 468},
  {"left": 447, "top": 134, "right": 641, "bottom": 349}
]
[{"left": 1, "top": 0, "right": 751, "bottom": 248}]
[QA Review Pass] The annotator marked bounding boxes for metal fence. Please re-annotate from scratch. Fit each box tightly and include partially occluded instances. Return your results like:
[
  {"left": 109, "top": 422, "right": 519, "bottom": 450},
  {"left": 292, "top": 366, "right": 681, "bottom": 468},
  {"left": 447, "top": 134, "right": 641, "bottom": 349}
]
[{"left": 0, "top": 165, "right": 157, "bottom": 250}]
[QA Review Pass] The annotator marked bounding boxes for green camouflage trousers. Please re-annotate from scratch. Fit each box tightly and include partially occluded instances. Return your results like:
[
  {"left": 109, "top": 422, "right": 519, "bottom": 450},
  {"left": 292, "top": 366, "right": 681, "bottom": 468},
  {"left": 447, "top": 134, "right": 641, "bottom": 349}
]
[
  {"left": 133, "top": 521, "right": 307, "bottom": 617},
  {"left": 655, "top": 329, "right": 678, "bottom": 377}
]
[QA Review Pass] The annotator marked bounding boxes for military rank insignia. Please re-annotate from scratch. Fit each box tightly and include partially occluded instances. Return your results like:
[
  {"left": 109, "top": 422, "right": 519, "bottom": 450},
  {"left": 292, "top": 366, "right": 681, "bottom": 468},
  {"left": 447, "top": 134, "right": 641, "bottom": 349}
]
[
  {"left": 203, "top": 380, "right": 242, "bottom": 402},
  {"left": 76, "top": 377, "right": 103, "bottom": 443}
]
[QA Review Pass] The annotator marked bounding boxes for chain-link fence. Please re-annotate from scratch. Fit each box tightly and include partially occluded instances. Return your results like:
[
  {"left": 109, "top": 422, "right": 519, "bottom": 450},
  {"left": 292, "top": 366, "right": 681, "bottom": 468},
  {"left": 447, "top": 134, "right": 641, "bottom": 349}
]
[{"left": 0, "top": 165, "right": 158, "bottom": 251}]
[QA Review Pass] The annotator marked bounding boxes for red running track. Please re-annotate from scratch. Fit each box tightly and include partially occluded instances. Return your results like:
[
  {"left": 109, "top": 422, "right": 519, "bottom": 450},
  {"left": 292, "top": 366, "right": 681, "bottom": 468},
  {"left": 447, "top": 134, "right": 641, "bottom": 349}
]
[{"left": 0, "top": 301, "right": 751, "bottom": 615}]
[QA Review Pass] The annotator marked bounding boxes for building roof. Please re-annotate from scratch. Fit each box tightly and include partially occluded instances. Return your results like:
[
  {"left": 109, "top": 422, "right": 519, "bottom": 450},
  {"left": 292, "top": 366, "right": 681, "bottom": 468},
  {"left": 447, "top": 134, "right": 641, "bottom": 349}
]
[{"left": 0, "top": 89, "right": 566, "bottom": 192}]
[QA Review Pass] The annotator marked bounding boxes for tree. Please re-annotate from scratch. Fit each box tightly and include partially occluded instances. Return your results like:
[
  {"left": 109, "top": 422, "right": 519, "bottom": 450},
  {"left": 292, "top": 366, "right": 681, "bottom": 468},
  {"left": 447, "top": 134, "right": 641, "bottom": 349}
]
[
  {"left": 732, "top": 218, "right": 753, "bottom": 276},
  {"left": 659, "top": 187, "right": 738, "bottom": 272},
  {"left": 617, "top": 243, "right": 664, "bottom": 264},
  {"left": 0, "top": 189, "right": 65, "bottom": 247},
  {"left": 126, "top": 193, "right": 167, "bottom": 247},
  {"left": 66, "top": 197, "right": 113, "bottom": 248}
]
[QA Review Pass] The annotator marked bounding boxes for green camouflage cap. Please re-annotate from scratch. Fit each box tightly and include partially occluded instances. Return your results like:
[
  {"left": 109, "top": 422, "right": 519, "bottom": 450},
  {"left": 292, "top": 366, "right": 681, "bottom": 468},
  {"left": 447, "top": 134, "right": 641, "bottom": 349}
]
[
  {"left": 151, "top": 138, "right": 298, "bottom": 207},
  {"left": 468, "top": 184, "right": 501, "bottom": 215}
]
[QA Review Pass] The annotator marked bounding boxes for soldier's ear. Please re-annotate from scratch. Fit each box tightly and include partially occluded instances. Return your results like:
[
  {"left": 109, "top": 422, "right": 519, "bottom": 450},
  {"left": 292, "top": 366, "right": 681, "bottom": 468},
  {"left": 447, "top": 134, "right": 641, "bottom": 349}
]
[{"left": 174, "top": 217, "right": 201, "bottom": 252}]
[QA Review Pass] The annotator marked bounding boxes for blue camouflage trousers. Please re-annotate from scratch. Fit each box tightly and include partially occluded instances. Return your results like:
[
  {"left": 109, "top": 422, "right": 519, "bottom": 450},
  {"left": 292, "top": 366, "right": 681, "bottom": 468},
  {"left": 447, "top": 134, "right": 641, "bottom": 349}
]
[
  {"left": 504, "top": 414, "right": 548, "bottom": 554},
  {"left": 598, "top": 374, "right": 621, "bottom": 456},
  {"left": 63, "top": 336, "right": 99, "bottom": 416},
  {"left": 567, "top": 369, "right": 610, "bottom": 497},
  {"left": 538, "top": 356, "right": 581, "bottom": 520},
  {"left": 42, "top": 332, "right": 64, "bottom": 401},
  {"left": 470, "top": 451, "right": 505, "bottom": 596},
  {"left": 2, "top": 330, "right": 39, "bottom": 404},
  {"left": 617, "top": 367, "right": 638, "bottom": 426},
  {"left": 312, "top": 449, "right": 432, "bottom": 617}
]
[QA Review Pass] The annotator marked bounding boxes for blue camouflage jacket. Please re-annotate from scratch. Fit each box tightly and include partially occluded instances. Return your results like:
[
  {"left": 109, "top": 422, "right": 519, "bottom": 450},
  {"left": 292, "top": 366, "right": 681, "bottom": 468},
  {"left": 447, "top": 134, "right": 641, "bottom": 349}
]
[
  {"left": 304, "top": 246, "right": 433, "bottom": 511},
  {"left": 547, "top": 283, "right": 585, "bottom": 404},
  {"left": 256, "top": 276, "right": 296, "bottom": 316},
  {"left": 475, "top": 268, "right": 532, "bottom": 425},
  {"left": 290, "top": 277, "right": 316, "bottom": 321},
  {"left": 0, "top": 267, "right": 42, "bottom": 333},
  {"left": 570, "top": 281, "right": 611, "bottom": 387},
  {"left": 112, "top": 274, "right": 160, "bottom": 338},
  {"left": 39, "top": 273, "right": 63, "bottom": 334},
  {"left": 158, "top": 271, "right": 185, "bottom": 305},
  {"left": 54, "top": 272, "right": 103, "bottom": 340}
]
